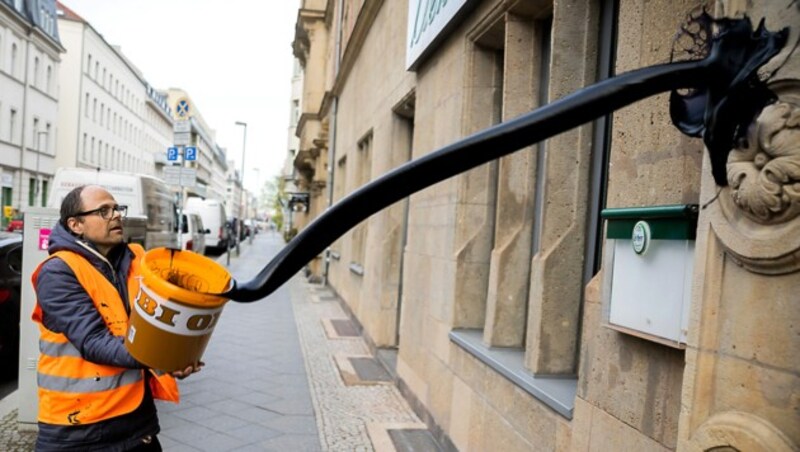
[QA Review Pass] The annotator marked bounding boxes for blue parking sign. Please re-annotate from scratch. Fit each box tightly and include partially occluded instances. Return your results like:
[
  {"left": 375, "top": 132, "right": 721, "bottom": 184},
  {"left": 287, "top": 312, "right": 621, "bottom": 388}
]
[
  {"left": 185, "top": 146, "right": 197, "bottom": 161},
  {"left": 167, "top": 147, "right": 179, "bottom": 161}
]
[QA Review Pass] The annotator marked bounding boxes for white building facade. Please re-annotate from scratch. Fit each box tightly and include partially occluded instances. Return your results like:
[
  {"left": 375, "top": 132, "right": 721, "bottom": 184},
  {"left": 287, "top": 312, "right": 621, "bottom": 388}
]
[
  {"left": 55, "top": 2, "right": 169, "bottom": 177},
  {"left": 0, "top": 0, "right": 62, "bottom": 221}
]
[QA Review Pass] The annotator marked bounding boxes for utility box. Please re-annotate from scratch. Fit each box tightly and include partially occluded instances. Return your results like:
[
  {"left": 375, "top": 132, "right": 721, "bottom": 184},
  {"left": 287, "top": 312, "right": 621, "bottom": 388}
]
[
  {"left": 601, "top": 205, "right": 698, "bottom": 348},
  {"left": 18, "top": 208, "right": 59, "bottom": 426}
]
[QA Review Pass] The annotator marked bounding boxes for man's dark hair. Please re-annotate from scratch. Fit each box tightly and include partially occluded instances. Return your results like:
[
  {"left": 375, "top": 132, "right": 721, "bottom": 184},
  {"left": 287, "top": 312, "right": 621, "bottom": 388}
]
[{"left": 60, "top": 185, "right": 87, "bottom": 227}]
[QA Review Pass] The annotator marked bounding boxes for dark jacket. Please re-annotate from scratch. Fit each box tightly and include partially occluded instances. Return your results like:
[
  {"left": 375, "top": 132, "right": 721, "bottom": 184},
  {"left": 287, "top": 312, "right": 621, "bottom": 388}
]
[{"left": 34, "top": 223, "right": 159, "bottom": 452}]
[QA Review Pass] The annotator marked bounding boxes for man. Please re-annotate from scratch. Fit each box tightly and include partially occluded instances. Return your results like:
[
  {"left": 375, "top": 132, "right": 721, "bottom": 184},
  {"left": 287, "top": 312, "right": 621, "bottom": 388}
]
[{"left": 32, "top": 185, "right": 200, "bottom": 451}]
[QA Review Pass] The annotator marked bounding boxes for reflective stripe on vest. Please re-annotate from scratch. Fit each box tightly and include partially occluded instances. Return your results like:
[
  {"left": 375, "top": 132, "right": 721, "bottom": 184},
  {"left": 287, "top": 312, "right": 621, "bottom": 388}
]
[
  {"left": 39, "top": 339, "right": 82, "bottom": 358},
  {"left": 37, "top": 368, "right": 143, "bottom": 393},
  {"left": 31, "top": 244, "right": 178, "bottom": 425}
]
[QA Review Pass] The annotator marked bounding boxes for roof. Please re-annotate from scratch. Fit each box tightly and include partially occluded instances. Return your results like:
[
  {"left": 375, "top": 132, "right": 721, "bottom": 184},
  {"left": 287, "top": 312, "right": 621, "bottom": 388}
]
[{"left": 55, "top": 0, "right": 84, "bottom": 22}]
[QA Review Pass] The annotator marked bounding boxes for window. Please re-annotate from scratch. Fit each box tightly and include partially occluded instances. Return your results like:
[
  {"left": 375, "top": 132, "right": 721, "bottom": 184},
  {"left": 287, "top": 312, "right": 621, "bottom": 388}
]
[
  {"left": 41, "top": 180, "right": 48, "bottom": 206},
  {"left": 33, "top": 57, "right": 40, "bottom": 87},
  {"left": 94, "top": 61, "right": 99, "bottom": 80},
  {"left": 11, "top": 44, "right": 18, "bottom": 78},
  {"left": 9, "top": 109, "right": 17, "bottom": 143},
  {"left": 93, "top": 98, "right": 97, "bottom": 121},
  {"left": 91, "top": 137, "right": 95, "bottom": 163},
  {"left": 87, "top": 54, "right": 92, "bottom": 74},
  {"left": 32, "top": 118, "right": 39, "bottom": 148},
  {"left": 45, "top": 123, "right": 51, "bottom": 153},
  {"left": 292, "top": 100, "right": 300, "bottom": 125},
  {"left": 28, "top": 177, "right": 36, "bottom": 206},
  {"left": 82, "top": 133, "right": 88, "bottom": 160},
  {"left": 85, "top": 93, "right": 90, "bottom": 117},
  {"left": 350, "top": 132, "right": 372, "bottom": 269},
  {"left": 46, "top": 65, "right": 52, "bottom": 93}
]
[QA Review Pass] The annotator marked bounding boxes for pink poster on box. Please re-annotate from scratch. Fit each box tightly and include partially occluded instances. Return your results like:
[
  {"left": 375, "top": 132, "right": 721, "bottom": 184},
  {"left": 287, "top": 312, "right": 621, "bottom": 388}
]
[{"left": 39, "top": 228, "right": 51, "bottom": 251}]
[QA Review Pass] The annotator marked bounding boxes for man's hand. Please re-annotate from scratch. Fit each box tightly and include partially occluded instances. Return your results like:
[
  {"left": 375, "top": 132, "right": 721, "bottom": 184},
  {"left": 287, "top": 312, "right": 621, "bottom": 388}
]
[{"left": 171, "top": 361, "right": 204, "bottom": 380}]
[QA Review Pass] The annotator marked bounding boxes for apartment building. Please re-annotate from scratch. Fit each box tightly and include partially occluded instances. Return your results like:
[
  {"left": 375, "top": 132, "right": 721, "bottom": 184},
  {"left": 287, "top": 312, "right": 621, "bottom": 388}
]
[
  {"left": 291, "top": 0, "right": 798, "bottom": 450},
  {"left": 0, "top": 0, "right": 62, "bottom": 220},
  {"left": 55, "top": 2, "right": 168, "bottom": 178}
]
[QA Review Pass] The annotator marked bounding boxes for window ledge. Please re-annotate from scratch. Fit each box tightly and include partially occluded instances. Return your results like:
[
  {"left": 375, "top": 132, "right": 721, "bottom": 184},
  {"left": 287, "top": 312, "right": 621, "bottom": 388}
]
[{"left": 449, "top": 329, "right": 576, "bottom": 419}]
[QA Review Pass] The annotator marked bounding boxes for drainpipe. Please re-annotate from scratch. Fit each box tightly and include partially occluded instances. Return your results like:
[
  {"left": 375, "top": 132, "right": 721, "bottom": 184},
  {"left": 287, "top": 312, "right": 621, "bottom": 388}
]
[
  {"left": 17, "top": 26, "right": 33, "bottom": 211},
  {"left": 75, "top": 25, "right": 87, "bottom": 167},
  {"left": 322, "top": 0, "right": 344, "bottom": 286}
]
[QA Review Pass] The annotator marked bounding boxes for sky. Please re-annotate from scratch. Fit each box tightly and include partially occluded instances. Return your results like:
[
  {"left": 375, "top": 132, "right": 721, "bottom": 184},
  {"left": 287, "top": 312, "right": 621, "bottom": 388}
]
[{"left": 60, "top": 0, "right": 300, "bottom": 193}]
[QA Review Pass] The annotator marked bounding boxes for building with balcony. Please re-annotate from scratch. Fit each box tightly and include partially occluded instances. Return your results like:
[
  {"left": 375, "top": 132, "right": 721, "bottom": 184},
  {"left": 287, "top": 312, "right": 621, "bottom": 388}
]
[
  {"left": 291, "top": 0, "right": 798, "bottom": 451},
  {"left": 0, "top": 0, "right": 63, "bottom": 222},
  {"left": 280, "top": 57, "right": 304, "bottom": 235}
]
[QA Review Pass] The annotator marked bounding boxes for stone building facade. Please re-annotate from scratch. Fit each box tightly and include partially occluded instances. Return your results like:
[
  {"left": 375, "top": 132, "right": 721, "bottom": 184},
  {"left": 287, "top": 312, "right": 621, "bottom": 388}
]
[{"left": 291, "top": 0, "right": 798, "bottom": 450}]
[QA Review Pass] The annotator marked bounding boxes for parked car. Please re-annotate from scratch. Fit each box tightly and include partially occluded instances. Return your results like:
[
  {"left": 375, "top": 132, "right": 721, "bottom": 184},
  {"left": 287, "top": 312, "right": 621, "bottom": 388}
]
[
  {"left": 184, "top": 197, "right": 228, "bottom": 254},
  {"left": 5, "top": 215, "right": 23, "bottom": 233},
  {"left": 0, "top": 232, "right": 22, "bottom": 380},
  {"left": 179, "top": 213, "right": 208, "bottom": 255}
]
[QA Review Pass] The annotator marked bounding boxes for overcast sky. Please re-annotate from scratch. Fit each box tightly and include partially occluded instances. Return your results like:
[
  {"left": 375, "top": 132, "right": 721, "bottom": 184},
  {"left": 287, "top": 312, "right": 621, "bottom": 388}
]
[{"left": 60, "top": 0, "right": 300, "bottom": 192}]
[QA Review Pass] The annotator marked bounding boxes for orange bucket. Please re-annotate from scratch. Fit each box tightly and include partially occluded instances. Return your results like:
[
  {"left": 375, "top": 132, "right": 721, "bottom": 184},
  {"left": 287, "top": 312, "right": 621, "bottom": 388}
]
[{"left": 125, "top": 248, "right": 232, "bottom": 372}]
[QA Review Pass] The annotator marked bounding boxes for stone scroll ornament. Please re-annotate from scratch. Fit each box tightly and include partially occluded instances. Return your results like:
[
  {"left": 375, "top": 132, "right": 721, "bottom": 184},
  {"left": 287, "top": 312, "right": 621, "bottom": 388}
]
[{"left": 221, "top": 12, "right": 788, "bottom": 302}]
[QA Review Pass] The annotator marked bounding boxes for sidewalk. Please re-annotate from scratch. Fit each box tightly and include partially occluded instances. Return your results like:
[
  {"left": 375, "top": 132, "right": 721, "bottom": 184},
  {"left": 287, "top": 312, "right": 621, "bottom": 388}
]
[{"left": 0, "top": 231, "right": 435, "bottom": 451}]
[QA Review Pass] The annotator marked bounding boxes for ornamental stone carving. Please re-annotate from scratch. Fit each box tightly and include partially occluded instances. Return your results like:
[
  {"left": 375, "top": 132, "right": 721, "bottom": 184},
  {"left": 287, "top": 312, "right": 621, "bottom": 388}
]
[
  {"left": 727, "top": 98, "right": 800, "bottom": 224},
  {"left": 710, "top": 81, "right": 800, "bottom": 275}
]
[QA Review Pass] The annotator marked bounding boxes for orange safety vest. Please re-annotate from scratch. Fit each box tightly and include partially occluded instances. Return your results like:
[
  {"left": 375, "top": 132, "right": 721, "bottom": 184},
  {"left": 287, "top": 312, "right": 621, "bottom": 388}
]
[{"left": 31, "top": 243, "right": 179, "bottom": 426}]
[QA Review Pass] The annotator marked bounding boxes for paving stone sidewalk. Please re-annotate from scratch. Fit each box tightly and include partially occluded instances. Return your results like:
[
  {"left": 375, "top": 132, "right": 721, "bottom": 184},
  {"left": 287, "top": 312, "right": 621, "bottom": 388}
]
[{"left": 0, "top": 231, "right": 436, "bottom": 451}]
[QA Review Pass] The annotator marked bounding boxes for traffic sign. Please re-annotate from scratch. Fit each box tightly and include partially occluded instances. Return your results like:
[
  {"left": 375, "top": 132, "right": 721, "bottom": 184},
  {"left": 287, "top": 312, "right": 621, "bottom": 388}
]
[
  {"left": 185, "top": 146, "right": 197, "bottom": 161},
  {"left": 176, "top": 99, "right": 190, "bottom": 117},
  {"left": 174, "top": 120, "right": 190, "bottom": 133},
  {"left": 163, "top": 166, "right": 181, "bottom": 185},
  {"left": 163, "top": 166, "right": 197, "bottom": 188},
  {"left": 167, "top": 146, "right": 179, "bottom": 161},
  {"left": 180, "top": 167, "right": 197, "bottom": 187},
  {"left": 174, "top": 131, "right": 191, "bottom": 146}
]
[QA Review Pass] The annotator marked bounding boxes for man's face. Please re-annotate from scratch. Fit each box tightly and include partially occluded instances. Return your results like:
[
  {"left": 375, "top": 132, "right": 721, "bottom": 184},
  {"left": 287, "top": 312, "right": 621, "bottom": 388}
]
[{"left": 67, "top": 186, "right": 125, "bottom": 254}]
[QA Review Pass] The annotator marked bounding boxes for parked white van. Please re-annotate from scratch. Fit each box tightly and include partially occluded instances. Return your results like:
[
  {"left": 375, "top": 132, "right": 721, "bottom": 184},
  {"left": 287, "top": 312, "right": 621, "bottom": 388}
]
[
  {"left": 179, "top": 212, "right": 208, "bottom": 255},
  {"left": 184, "top": 197, "right": 228, "bottom": 254},
  {"left": 47, "top": 168, "right": 179, "bottom": 249}
]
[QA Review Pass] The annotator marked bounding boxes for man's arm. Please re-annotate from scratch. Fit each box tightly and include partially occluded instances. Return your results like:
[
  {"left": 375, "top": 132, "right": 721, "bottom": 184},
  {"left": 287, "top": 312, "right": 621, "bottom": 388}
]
[{"left": 35, "top": 258, "right": 142, "bottom": 369}]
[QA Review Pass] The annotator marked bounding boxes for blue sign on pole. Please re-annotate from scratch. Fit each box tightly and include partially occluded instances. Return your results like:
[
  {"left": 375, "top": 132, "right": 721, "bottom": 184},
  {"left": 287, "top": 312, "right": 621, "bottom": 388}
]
[
  {"left": 167, "top": 146, "right": 179, "bottom": 161},
  {"left": 185, "top": 147, "right": 198, "bottom": 161}
]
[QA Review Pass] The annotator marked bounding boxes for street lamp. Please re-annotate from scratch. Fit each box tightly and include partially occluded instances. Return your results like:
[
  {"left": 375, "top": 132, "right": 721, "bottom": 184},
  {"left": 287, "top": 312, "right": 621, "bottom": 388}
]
[{"left": 235, "top": 121, "right": 247, "bottom": 255}]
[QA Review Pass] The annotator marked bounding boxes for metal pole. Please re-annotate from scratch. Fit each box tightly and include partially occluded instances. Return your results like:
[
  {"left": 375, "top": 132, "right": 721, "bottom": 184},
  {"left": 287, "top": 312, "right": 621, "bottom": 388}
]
[
  {"left": 235, "top": 121, "right": 247, "bottom": 255},
  {"left": 176, "top": 146, "right": 185, "bottom": 250}
]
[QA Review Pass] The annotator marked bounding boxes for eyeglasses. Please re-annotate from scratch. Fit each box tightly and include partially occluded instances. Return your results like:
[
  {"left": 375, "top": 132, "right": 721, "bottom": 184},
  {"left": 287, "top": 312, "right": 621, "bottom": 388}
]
[{"left": 75, "top": 204, "right": 128, "bottom": 220}]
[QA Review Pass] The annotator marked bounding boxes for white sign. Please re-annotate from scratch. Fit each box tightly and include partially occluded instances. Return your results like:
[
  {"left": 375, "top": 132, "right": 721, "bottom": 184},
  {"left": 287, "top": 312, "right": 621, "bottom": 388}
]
[
  {"left": 174, "top": 131, "right": 191, "bottom": 146},
  {"left": 406, "top": 0, "right": 477, "bottom": 70},
  {"left": 180, "top": 167, "right": 197, "bottom": 187},
  {"left": 163, "top": 167, "right": 197, "bottom": 188},
  {"left": 174, "top": 120, "right": 191, "bottom": 133},
  {"left": 163, "top": 166, "right": 182, "bottom": 185},
  {"left": 1, "top": 172, "right": 12, "bottom": 187}
]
